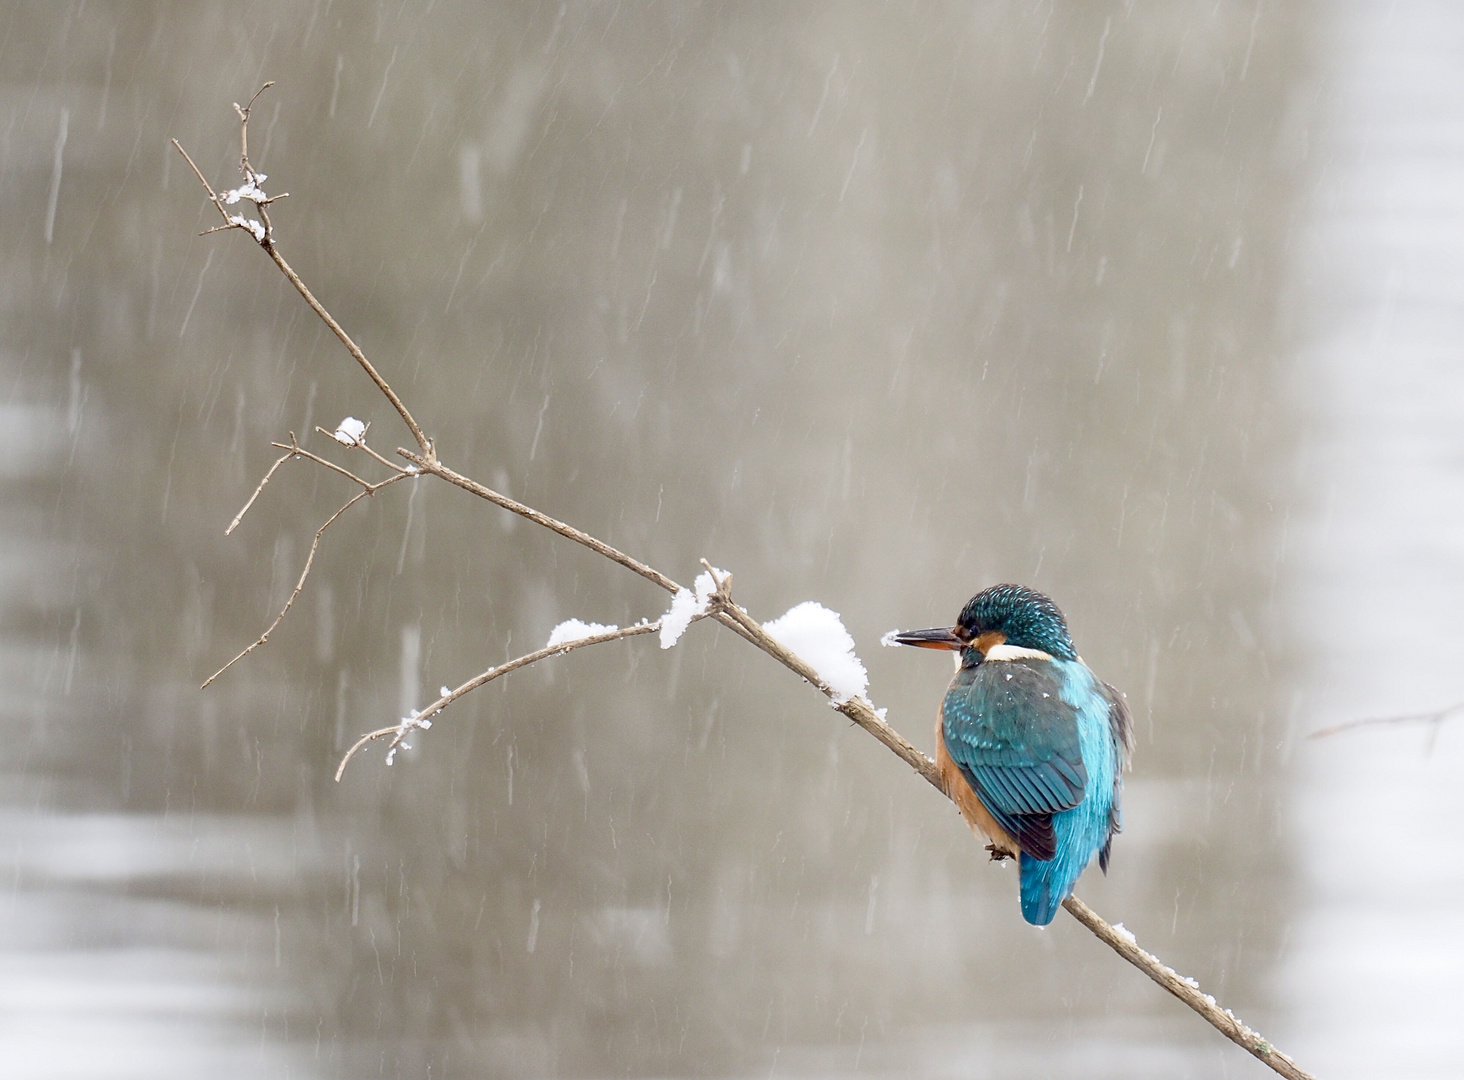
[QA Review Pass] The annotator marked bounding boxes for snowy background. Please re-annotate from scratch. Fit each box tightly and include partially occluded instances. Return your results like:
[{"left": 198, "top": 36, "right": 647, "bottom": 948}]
[{"left": 0, "top": 3, "right": 1459, "bottom": 1077}]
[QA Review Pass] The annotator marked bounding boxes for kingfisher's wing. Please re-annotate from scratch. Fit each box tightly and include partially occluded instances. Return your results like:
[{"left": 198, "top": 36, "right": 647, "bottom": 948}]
[
  {"left": 1096, "top": 679, "right": 1133, "bottom": 873},
  {"left": 942, "top": 658, "right": 1087, "bottom": 862}
]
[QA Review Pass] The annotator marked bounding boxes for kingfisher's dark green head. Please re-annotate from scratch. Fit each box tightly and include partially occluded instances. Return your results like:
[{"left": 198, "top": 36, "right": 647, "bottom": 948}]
[
  {"left": 892, "top": 583, "right": 1078, "bottom": 664},
  {"left": 957, "top": 584, "right": 1077, "bottom": 661}
]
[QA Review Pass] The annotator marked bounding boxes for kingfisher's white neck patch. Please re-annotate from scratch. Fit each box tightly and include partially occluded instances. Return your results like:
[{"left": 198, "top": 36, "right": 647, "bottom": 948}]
[{"left": 983, "top": 643, "right": 1055, "bottom": 663}]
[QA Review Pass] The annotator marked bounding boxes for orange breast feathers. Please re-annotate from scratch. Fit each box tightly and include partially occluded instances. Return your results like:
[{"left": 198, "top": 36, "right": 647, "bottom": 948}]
[{"left": 935, "top": 720, "right": 1021, "bottom": 859}]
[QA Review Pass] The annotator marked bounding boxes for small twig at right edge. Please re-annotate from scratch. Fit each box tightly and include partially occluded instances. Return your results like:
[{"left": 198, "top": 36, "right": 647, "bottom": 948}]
[
  {"left": 1062, "top": 895, "right": 1315, "bottom": 1080},
  {"left": 1308, "top": 702, "right": 1464, "bottom": 740}
]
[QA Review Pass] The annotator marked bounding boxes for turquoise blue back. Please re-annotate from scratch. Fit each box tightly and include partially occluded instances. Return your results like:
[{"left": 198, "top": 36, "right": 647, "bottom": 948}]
[
  {"left": 1015, "top": 660, "right": 1117, "bottom": 924},
  {"left": 941, "top": 656, "right": 1122, "bottom": 926}
]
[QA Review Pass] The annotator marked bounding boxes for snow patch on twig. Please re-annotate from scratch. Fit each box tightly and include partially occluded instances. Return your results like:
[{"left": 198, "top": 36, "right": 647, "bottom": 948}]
[
  {"left": 227, "top": 214, "right": 266, "bottom": 242},
  {"left": 764, "top": 601, "right": 868, "bottom": 703},
  {"left": 659, "top": 567, "right": 726, "bottom": 648},
  {"left": 546, "top": 619, "right": 619, "bottom": 648},
  {"left": 222, "top": 174, "right": 268, "bottom": 204},
  {"left": 333, "top": 417, "right": 367, "bottom": 446}
]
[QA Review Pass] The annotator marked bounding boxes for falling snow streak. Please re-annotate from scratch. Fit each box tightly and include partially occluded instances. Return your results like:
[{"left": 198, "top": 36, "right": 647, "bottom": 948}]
[{"left": 44, "top": 108, "right": 68, "bottom": 245}]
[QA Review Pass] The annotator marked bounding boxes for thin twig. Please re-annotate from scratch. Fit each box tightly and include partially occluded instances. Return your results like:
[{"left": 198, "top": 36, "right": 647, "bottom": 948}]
[
  {"left": 1308, "top": 702, "right": 1464, "bottom": 740},
  {"left": 170, "top": 139, "right": 230, "bottom": 225},
  {"left": 274, "top": 440, "right": 379, "bottom": 489},
  {"left": 228, "top": 446, "right": 295, "bottom": 535},
  {"left": 314, "top": 425, "right": 406, "bottom": 475},
  {"left": 202, "top": 471, "right": 411, "bottom": 688},
  {"left": 335, "top": 621, "right": 664, "bottom": 780},
  {"left": 402, "top": 452, "right": 681, "bottom": 594},
  {"left": 263, "top": 242, "right": 433, "bottom": 457},
  {"left": 234, "top": 81, "right": 273, "bottom": 168}
]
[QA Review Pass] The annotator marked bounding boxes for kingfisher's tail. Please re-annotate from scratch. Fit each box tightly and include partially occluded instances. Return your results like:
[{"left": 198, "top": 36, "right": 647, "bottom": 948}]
[{"left": 1018, "top": 851, "right": 1077, "bottom": 926}]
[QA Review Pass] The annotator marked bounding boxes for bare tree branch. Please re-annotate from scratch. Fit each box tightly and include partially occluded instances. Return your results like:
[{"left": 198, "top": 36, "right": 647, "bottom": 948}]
[
  {"left": 400, "top": 452, "right": 681, "bottom": 594},
  {"left": 233, "top": 82, "right": 273, "bottom": 167},
  {"left": 179, "top": 90, "right": 1317, "bottom": 1080}
]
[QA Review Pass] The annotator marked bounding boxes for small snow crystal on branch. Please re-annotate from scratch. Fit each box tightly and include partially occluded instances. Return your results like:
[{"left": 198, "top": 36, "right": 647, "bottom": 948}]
[
  {"left": 763, "top": 601, "right": 868, "bottom": 704},
  {"left": 659, "top": 567, "right": 726, "bottom": 648},
  {"left": 333, "top": 417, "right": 367, "bottom": 446},
  {"left": 222, "top": 174, "right": 268, "bottom": 204},
  {"left": 385, "top": 711, "right": 433, "bottom": 766},
  {"left": 227, "top": 214, "right": 266, "bottom": 242},
  {"left": 546, "top": 619, "right": 620, "bottom": 648}
]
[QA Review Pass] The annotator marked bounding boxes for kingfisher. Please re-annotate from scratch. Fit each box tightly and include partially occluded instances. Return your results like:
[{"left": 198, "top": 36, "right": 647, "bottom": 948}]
[{"left": 893, "top": 584, "right": 1132, "bottom": 925}]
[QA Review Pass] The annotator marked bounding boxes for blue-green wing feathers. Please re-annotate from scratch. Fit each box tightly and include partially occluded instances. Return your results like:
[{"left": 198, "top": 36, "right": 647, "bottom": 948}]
[{"left": 942, "top": 659, "right": 1088, "bottom": 862}]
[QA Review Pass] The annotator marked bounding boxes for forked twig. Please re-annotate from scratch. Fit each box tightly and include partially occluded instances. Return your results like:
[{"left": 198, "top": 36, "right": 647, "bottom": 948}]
[
  {"left": 173, "top": 83, "right": 431, "bottom": 457},
  {"left": 202, "top": 471, "right": 411, "bottom": 689},
  {"left": 234, "top": 82, "right": 273, "bottom": 167},
  {"left": 226, "top": 432, "right": 383, "bottom": 536},
  {"left": 335, "top": 621, "right": 665, "bottom": 780}
]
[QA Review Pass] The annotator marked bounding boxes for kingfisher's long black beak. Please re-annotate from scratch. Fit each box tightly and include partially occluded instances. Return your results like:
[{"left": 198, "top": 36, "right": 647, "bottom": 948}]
[{"left": 890, "top": 626, "right": 966, "bottom": 650}]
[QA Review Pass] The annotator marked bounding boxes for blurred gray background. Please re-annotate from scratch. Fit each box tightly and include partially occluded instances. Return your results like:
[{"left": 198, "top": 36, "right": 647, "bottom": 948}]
[{"left": 3, "top": 2, "right": 1462, "bottom": 1077}]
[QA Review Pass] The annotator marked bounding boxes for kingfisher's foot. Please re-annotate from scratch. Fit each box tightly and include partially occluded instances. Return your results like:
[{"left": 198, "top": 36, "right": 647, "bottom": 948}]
[{"left": 985, "top": 844, "right": 1014, "bottom": 862}]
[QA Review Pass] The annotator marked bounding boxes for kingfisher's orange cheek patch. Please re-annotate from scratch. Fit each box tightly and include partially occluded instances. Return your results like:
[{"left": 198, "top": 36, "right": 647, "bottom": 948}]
[{"left": 974, "top": 630, "right": 1007, "bottom": 655}]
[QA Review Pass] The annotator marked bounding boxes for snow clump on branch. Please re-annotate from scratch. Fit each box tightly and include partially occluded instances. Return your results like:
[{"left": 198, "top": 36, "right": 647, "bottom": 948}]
[
  {"left": 658, "top": 567, "right": 726, "bottom": 649},
  {"left": 763, "top": 601, "right": 868, "bottom": 704},
  {"left": 227, "top": 214, "right": 266, "bottom": 242},
  {"left": 333, "top": 417, "right": 367, "bottom": 446},
  {"left": 545, "top": 619, "right": 619, "bottom": 648},
  {"left": 222, "top": 174, "right": 267, "bottom": 204}
]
